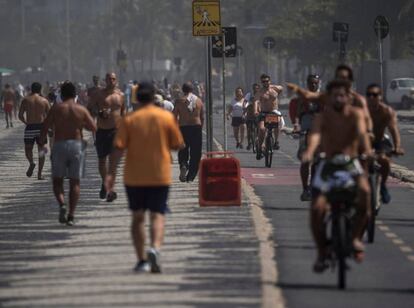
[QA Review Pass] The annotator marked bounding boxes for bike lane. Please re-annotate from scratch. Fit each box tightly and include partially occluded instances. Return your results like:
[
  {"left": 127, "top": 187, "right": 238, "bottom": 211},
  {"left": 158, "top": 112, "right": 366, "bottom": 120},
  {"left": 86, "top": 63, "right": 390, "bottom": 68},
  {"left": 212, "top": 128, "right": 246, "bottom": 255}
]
[{"left": 213, "top": 114, "right": 414, "bottom": 308}]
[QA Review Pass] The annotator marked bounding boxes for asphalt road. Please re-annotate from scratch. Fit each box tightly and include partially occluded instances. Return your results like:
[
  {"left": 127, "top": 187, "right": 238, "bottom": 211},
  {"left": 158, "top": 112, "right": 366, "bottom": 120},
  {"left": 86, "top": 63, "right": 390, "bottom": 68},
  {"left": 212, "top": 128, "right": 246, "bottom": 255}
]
[{"left": 213, "top": 111, "right": 414, "bottom": 308}]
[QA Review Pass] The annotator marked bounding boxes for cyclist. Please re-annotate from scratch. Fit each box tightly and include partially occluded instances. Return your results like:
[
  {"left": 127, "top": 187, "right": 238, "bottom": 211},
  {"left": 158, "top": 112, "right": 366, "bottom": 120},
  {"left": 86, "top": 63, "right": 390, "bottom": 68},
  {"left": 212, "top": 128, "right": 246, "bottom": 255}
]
[
  {"left": 289, "top": 74, "right": 322, "bottom": 201},
  {"left": 227, "top": 87, "right": 247, "bottom": 149},
  {"left": 301, "top": 80, "right": 372, "bottom": 272},
  {"left": 245, "top": 83, "right": 260, "bottom": 150},
  {"left": 366, "top": 83, "right": 404, "bottom": 203},
  {"left": 254, "top": 74, "right": 283, "bottom": 160}
]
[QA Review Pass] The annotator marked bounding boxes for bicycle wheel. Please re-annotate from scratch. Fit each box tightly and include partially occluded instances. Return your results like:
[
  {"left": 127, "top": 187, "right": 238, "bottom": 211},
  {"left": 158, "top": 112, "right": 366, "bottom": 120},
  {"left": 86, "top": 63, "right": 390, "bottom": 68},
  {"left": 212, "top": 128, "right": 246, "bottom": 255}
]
[
  {"left": 265, "top": 133, "right": 274, "bottom": 168},
  {"left": 332, "top": 213, "right": 347, "bottom": 290},
  {"left": 367, "top": 174, "right": 378, "bottom": 243}
]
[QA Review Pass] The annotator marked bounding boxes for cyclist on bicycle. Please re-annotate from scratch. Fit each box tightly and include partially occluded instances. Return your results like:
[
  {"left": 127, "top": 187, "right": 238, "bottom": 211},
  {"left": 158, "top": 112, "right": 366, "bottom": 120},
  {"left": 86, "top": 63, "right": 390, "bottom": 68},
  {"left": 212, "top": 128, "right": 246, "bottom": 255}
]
[
  {"left": 289, "top": 74, "right": 322, "bottom": 201},
  {"left": 245, "top": 83, "right": 260, "bottom": 151},
  {"left": 366, "top": 83, "right": 404, "bottom": 204},
  {"left": 254, "top": 74, "right": 283, "bottom": 160},
  {"left": 301, "top": 80, "right": 372, "bottom": 272}
]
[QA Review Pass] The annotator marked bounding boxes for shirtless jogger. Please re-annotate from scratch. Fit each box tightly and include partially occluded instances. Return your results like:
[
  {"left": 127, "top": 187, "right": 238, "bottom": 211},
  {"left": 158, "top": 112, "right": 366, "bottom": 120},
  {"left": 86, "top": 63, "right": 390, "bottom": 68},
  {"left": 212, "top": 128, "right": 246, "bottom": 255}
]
[
  {"left": 88, "top": 72, "right": 125, "bottom": 201},
  {"left": 19, "top": 82, "right": 50, "bottom": 179}
]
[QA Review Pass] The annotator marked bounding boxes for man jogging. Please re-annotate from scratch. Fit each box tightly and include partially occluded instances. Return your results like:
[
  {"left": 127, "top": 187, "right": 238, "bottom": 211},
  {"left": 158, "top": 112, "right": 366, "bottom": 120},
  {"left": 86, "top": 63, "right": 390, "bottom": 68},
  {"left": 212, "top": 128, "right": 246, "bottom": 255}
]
[
  {"left": 106, "top": 82, "right": 184, "bottom": 273},
  {"left": 40, "top": 81, "right": 96, "bottom": 226},
  {"left": 19, "top": 82, "right": 50, "bottom": 179}
]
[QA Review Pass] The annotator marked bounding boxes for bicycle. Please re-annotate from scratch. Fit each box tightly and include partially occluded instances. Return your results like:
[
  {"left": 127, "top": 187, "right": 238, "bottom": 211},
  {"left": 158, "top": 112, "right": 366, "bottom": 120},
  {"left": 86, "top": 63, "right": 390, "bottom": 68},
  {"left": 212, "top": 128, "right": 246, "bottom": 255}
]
[
  {"left": 320, "top": 155, "right": 358, "bottom": 289},
  {"left": 258, "top": 112, "right": 281, "bottom": 168},
  {"left": 246, "top": 119, "right": 258, "bottom": 153}
]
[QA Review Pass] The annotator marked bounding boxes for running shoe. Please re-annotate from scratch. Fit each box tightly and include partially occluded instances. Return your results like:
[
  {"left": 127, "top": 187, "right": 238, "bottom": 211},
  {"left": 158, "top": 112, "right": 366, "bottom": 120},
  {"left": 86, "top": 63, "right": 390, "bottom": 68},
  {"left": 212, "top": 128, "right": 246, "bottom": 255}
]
[
  {"left": 134, "top": 261, "right": 151, "bottom": 273},
  {"left": 66, "top": 216, "right": 75, "bottom": 226},
  {"left": 179, "top": 165, "right": 188, "bottom": 182},
  {"left": 99, "top": 184, "right": 107, "bottom": 199},
  {"left": 300, "top": 188, "right": 312, "bottom": 202},
  {"left": 147, "top": 248, "right": 162, "bottom": 273},
  {"left": 59, "top": 204, "right": 67, "bottom": 224},
  {"left": 273, "top": 141, "right": 280, "bottom": 150}
]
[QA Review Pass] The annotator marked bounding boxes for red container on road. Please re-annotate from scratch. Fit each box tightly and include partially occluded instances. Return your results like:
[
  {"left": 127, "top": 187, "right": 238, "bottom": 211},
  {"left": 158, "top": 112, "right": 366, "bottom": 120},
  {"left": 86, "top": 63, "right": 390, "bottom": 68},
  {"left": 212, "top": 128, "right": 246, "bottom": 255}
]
[{"left": 199, "top": 152, "right": 241, "bottom": 207}]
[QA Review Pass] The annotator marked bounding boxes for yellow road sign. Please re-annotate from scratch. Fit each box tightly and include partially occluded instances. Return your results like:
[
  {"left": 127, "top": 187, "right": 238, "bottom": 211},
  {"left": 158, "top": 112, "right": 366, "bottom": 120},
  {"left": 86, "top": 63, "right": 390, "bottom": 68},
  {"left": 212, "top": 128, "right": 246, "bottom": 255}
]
[{"left": 192, "top": 1, "right": 221, "bottom": 36}]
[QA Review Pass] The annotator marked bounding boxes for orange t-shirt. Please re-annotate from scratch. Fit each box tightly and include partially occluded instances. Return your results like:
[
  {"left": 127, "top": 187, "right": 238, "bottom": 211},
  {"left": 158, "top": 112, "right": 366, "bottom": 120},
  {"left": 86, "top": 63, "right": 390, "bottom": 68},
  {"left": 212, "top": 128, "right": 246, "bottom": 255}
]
[{"left": 114, "top": 104, "right": 184, "bottom": 186}]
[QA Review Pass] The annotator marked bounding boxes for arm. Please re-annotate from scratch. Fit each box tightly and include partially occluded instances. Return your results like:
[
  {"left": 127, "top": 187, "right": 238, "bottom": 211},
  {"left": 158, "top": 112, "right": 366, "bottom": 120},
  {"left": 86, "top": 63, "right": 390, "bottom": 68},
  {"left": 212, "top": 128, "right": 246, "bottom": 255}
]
[
  {"left": 387, "top": 109, "right": 404, "bottom": 155},
  {"left": 302, "top": 114, "right": 322, "bottom": 162},
  {"left": 39, "top": 107, "right": 54, "bottom": 145},
  {"left": 18, "top": 99, "right": 27, "bottom": 124},
  {"left": 356, "top": 110, "right": 372, "bottom": 157},
  {"left": 353, "top": 93, "right": 373, "bottom": 133},
  {"left": 83, "top": 107, "right": 97, "bottom": 132},
  {"left": 120, "top": 94, "right": 126, "bottom": 116},
  {"left": 272, "top": 85, "right": 283, "bottom": 94},
  {"left": 200, "top": 100, "right": 205, "bottom": 127},
  {"left": 286, "top": 83, "right": 321, "bottom": 102},
  {"left": 173, "top": 101, "right": 179, "bottom": 122},
  {"left": 87, "top": 93, "right": 98, "bottom": 117}
]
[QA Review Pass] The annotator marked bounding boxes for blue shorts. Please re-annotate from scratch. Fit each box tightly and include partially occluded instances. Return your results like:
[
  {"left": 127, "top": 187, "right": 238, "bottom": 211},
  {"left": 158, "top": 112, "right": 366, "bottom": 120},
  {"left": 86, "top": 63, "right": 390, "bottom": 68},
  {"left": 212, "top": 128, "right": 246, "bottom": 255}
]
[{"left": 125, "top": 186, "right": 170, "bottom": 214}]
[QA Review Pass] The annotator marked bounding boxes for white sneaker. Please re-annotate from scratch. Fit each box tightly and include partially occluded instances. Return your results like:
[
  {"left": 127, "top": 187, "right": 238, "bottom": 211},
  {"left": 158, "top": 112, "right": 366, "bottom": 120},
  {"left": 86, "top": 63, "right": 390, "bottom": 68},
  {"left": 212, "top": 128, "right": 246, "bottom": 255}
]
[
  {"left": 147, "top": 248, "right": 161, "bottom": 273},
  {"left": 134, "top": 261, "right": 151, "bottom": 273}
]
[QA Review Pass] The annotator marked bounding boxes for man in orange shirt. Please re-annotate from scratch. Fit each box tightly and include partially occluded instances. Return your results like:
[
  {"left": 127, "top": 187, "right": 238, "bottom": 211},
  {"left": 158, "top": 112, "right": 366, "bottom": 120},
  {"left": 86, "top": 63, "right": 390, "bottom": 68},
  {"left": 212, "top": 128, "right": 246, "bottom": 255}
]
[{"left": 106, "top": 82, "right": 184, "bottom": 273}]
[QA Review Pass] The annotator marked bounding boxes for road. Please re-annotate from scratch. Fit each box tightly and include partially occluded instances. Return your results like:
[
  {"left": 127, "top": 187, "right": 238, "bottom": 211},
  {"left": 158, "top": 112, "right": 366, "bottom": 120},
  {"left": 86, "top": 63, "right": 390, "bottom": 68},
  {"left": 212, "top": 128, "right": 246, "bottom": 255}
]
[{"left": 213, "top": 110, "right": 414, "bottom": 308}]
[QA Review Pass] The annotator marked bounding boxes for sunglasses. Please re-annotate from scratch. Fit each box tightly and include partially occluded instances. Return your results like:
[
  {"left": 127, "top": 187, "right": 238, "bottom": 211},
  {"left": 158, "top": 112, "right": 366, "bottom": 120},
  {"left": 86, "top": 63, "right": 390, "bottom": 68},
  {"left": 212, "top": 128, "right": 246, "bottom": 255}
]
[{"left": 367, "top": 92, "right": 381, "bottom": 97}]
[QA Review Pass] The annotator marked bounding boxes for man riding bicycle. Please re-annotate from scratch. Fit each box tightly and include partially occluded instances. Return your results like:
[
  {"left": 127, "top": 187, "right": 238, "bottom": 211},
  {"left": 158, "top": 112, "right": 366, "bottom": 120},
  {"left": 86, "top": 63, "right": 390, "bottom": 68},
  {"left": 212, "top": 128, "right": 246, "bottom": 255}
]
[
  {"left": 301, "top": 80, "right": 372, "bottom": 273},
  {"left": 254, "top": 74, "right": 283, "bottom": 160},
  {"left": 289, "top": 74, "right": 322, "bottom": 201},
  {"left": 366, "top": 83, "right": 404, "bottom": 203}
]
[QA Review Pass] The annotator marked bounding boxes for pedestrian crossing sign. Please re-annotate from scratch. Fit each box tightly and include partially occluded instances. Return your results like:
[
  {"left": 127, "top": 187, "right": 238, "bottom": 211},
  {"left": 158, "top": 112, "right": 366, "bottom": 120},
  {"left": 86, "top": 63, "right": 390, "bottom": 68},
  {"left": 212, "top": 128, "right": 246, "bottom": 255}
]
[{"left": 192, "top": 1, "right": 221, "bottom": 36}]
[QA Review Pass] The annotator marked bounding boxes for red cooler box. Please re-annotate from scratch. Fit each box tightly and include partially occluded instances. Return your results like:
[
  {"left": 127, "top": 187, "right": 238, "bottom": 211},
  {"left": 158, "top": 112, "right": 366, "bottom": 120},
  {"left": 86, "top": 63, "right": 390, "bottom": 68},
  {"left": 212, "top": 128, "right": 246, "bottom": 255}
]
[{"left": 199, "top": 152, "right": 241, "bottom": 207}]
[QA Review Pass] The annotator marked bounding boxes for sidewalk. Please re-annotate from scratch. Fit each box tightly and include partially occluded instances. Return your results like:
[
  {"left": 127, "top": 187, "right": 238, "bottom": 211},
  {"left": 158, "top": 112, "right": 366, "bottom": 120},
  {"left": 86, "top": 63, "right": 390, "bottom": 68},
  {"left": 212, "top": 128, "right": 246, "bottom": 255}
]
[{"left": 0, "top": 126, "right": 269, "bottom": 307}]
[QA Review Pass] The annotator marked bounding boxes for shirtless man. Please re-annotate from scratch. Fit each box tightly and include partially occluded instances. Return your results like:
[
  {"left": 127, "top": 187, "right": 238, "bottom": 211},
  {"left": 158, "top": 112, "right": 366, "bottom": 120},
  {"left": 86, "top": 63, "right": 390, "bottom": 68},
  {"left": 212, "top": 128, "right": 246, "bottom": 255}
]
[
  {"left": 18, "top": 82, "right": 50, "bottom": 179},
  {"left": 287, "top": 65, "right": 373, "bottom": 133},
  {"left": 254, "top": 74, "right": 283, "bottom": 159},
  {"left": 88, "top": 72, "right": 125, "bottom": 201},
  {"left": 87, "top": 75, "right": 101, "bottom": 102},
  {"left": 40, "top": 81, "right": 96, "bottom": 226},
  {"left": 173, "top": 82, "right": 204, "bottom": 182},
  {"left": 366, "top": 83, "right": 404, "bottom": 203},
  {"left": 1, "top": 84, "right": 16, "bottom": 128},
  {"left": 302, "top": 80, "right": 372, "bottom": 272}
]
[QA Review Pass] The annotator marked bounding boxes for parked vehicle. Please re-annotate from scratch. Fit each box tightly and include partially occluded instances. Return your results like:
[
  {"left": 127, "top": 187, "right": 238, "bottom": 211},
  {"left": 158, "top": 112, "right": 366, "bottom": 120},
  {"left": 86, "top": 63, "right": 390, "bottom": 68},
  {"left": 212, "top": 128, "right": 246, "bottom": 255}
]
[{"left": 386, "top": 78, "right": 414, "bottom": 109}]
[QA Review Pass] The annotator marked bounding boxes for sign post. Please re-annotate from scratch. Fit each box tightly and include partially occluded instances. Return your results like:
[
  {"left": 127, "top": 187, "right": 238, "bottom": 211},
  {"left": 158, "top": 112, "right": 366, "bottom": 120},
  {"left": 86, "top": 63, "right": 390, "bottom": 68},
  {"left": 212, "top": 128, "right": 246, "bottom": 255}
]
[
  {"left": 374, "top": 15, "right": 390, "bottom": 91},
  {"left": 212, "top": 27, "right": 237, "bottom": 151},
  {"left": 333, "top": 22, "right": 349, "bottom": 63},
  {"left": 193, "top": 0, "right": 221, "bottom": 152},
  {"left": 262, "top": 37, "right": 275, "bottom": 74}
]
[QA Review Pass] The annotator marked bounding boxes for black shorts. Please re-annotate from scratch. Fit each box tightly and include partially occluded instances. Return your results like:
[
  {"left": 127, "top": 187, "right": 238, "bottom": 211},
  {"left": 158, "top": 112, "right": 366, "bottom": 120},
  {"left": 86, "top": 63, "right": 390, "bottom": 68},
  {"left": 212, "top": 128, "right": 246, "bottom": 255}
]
[
  {"left": 24, "top": 123, "right": 43, "bottom": 146},
  {"left": 231, "top": 117, "right": 245, "bottom": 127},
  {"left": 125, "top": 186, "right": 170, "bottom": 214},
  {"left": 95, "top": 128, "right": 116, "bottom": 158}
]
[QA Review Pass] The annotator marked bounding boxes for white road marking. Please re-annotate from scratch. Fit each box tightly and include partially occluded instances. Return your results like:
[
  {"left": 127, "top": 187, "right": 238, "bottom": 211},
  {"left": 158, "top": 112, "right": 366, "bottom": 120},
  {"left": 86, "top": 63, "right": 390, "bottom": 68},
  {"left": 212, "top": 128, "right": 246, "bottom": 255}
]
[
  {"left": 392, "top": 239, "right": 405, "bottom": 245},
  {"left": 385, "top": 232, "right": 398, "bottom": 239},
  {"left": 252, "top": 174, "right": 276, "bottom": 179},
  {"left": 378, "top": 225, "right": 390, "bottom": 231},
  {"left": 400, "top": 246, "right": 413, "bottom": 253}
]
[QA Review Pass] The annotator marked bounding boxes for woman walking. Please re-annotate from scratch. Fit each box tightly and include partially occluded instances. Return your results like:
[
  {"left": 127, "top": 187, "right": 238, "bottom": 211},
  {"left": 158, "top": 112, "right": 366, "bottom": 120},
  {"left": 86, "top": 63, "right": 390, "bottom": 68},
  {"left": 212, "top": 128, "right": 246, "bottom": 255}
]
[{"left": 227, "top": 87, "right": 247, "bottom": 149}]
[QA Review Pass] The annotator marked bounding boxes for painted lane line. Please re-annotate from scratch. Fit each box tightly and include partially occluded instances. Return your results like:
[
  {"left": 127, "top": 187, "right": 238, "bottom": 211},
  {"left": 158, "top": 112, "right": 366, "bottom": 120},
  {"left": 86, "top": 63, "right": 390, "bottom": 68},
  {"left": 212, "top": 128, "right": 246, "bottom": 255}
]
[
  {"left": 392, "top": 239, "right": 405, "bottom": 245},
  {"left": 400, "top": 246, "right": 413, "bottom": 253},
  {"left": 378, "top": 225, "right": 390, "bottom": 231},
  {"left": 384, "top": 232, "right": 398, "bottom": 239}
]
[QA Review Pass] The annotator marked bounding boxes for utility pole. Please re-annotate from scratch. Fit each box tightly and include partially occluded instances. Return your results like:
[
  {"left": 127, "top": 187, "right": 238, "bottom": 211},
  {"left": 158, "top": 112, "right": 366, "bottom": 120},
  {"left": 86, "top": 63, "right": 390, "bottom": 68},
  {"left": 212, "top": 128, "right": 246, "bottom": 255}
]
[{"left": 65, "top": 0, "right": 72, "bottom": 80}]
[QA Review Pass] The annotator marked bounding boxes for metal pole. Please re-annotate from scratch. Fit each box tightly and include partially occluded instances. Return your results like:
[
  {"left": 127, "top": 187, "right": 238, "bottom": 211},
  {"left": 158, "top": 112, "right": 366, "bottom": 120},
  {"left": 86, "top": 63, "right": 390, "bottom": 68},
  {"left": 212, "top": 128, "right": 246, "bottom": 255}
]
[
  {"left": 65, "top": 0, "right": 72, "bottom": 80},
  {"left": 338, "top": 33, "right": 342, "bottom": 63},
  {"left": 222, "top": 31, "right": 227, "bottom": 151},
  {"left": 267, "top": 43, "right": 270, "bottom": 74},
  {"left": 205, "top": 38, "right": 213, "bottom": 152},
  {"left": 378, "top": 27, "right": 384, "bottom": 91}
]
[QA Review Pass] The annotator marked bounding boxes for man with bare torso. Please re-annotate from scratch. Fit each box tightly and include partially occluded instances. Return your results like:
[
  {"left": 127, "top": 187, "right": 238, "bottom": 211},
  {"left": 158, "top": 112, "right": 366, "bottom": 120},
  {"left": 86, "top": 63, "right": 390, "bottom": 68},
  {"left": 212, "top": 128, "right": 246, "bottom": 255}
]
[
  {"left": 40, "top": 82, "right": 96, "bottom": 226},
  {"left": 366, "top": 83, "right": 404, "bottom": 203},
  {"left": 88, "top": 72, "right": 125, "bottom": 201},
  {"left": 301, "top": 80, "right": 372, "bottom": 272},
  {"left": 18, "top": 82, "right": 50, "bottom": 179},
  {"left": 254, "top": 74, "right": 283, "bottom": 159},
  {"left": 173, "top": 82, "right": 204, "bottom": 182},
  {"left": 1, "top": 84, "right": 16, "bottom": 128}
]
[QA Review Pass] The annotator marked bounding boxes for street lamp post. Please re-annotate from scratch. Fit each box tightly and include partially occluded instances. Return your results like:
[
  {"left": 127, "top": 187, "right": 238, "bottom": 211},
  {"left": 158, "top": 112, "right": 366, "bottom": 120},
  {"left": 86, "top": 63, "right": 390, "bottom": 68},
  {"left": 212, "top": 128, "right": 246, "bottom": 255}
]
[{"left": 65, "top": 0, "right": 72, "bottom": 80}]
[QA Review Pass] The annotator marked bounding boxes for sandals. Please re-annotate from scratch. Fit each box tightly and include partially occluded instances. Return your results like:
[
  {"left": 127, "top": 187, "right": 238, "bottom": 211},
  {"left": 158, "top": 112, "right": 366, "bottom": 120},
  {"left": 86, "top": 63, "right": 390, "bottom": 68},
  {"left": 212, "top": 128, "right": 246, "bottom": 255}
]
[{"left": 106, "top": 191, "right": 118, "bottom": 203}]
